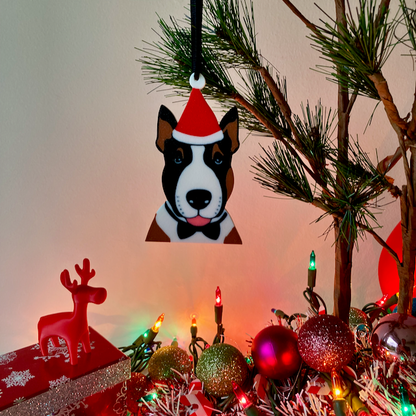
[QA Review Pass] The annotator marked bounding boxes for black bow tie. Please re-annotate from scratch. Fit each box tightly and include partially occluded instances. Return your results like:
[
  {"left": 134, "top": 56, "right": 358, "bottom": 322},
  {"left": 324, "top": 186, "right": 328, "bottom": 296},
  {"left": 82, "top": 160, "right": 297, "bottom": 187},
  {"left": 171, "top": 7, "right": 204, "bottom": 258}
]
[{"left": 165, "top": 204, "right": 227, "bottom": 240}]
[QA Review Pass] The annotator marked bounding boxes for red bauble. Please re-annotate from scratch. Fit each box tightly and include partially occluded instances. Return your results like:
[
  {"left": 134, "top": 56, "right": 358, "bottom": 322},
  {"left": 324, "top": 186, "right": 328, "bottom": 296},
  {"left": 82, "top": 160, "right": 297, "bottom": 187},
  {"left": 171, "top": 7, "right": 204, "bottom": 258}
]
[
  {"left": 371, "top": 313, "right": 416, "bottom": 364},
  {"left": 379, "top": 222, "right": 416, "bottom": 299},
  {"left": 297, "top": 314, "right": 354, "bottom": 372},
  {"left": 251, "top": 325, "right": 302, "bottom": 380}
]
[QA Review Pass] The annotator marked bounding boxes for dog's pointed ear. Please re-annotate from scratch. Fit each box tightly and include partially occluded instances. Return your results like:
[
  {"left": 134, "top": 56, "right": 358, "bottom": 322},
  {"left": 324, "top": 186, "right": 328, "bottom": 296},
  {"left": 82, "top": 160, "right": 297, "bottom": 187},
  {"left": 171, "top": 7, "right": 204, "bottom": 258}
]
[
  {"left": 156, "top": 105, "right": 177, "bottom": 153},
  {"left": 220, "top": 107, "right": 239, "bottom": 154}
]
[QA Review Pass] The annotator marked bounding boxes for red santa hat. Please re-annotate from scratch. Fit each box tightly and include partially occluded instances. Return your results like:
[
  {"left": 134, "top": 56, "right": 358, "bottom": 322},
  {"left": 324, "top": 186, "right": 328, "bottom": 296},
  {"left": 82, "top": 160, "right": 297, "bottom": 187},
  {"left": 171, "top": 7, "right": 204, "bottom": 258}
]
[{"left": 172, "top": 75, "right": 223, "bottom": 145}]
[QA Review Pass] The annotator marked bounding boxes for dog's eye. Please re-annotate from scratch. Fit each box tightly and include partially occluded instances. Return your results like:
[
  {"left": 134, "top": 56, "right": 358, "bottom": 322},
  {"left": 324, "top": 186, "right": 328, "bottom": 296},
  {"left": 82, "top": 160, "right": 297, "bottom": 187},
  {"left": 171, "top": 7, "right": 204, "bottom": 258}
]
[
  {"left": 214, "top": 154, "right": 223, "bottom": 165},
  {"left": 174, "top": 150, "right": 184, "bottom": 164}
]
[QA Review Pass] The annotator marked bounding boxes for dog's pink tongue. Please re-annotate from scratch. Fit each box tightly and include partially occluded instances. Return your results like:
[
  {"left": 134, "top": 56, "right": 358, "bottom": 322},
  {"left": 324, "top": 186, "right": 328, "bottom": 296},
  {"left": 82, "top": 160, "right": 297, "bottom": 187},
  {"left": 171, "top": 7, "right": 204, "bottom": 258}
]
[{"left": 187, "top": 216, "right": 211, "bottom": 227}]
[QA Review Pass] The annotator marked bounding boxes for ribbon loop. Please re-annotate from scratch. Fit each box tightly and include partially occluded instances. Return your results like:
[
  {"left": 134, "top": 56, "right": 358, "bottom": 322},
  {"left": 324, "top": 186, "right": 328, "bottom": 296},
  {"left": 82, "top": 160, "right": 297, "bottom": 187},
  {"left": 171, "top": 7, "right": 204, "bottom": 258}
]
[{"left": 191, "top": 0, "right": 203, "bottom": 81}]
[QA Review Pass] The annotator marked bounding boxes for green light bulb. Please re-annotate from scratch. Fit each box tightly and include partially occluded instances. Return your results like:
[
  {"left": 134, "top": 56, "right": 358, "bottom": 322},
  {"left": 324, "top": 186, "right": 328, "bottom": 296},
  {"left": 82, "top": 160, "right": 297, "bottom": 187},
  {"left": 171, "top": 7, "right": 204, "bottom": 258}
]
[
  {"left": 400, "top": 385, "right": 412, "bottom": 416},
  {"left": 309, "top": 250, "right": 316, "bottom": 270}
]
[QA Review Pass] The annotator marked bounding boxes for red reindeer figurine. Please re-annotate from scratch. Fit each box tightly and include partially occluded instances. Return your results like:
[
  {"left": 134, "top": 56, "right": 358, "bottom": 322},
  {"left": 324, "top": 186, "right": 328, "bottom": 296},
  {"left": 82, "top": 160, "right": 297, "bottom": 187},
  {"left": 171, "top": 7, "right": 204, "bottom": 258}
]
[{"left": 38, "top": 258, "right": 107, "bottom": 365}]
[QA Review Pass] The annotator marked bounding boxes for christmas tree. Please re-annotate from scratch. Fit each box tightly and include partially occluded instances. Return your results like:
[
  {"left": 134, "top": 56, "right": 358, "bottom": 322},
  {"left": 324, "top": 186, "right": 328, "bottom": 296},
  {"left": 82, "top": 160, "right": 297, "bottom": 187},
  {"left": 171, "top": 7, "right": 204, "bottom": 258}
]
[{"left": 140, "top": 0, "right": 416, "bottom": 321}]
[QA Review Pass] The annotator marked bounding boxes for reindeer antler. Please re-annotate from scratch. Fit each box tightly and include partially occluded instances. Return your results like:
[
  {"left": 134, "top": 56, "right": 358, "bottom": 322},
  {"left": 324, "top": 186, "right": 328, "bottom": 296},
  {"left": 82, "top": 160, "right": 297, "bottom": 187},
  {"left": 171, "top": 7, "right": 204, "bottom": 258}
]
[
  {"left": 60, "top": 269, "right": 78, "bottom": 292},
  {"left": 75, "top": 258, "right": 95, "bottom": 285}
]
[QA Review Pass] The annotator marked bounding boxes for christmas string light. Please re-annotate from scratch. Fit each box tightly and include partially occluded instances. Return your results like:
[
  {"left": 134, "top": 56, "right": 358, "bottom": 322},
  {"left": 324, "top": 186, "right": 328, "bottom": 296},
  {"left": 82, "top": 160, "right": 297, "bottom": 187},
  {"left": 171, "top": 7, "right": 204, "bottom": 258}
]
[
  {"left": 213, "top": 286, "right": 225, "bottom": 344},
  {"left": 232, "top": 381, "right": 265, "bottom": 416},
  {"left": 331, "top": 369, "right": 347, "bottom": 416},
  {"left": 308, "top": 250, "right": 316, "bottom": 287},
  {"left": 303, "top": 251, "right": 327, "bottom": 315},
  {"left": 151, "top": 313, "right": 165, "bottom": 334},
  {"left": 120, "top": 314, "right": 164, "bottom": 372},
  {"left": 362, "top": 292, "right": 396, "bottom": 323},
  {"left": 400, "top": 384, "right": 412, "bottom": 416},
  {"left": 188, "top": 314, "right": 209, "bottom": 371}
]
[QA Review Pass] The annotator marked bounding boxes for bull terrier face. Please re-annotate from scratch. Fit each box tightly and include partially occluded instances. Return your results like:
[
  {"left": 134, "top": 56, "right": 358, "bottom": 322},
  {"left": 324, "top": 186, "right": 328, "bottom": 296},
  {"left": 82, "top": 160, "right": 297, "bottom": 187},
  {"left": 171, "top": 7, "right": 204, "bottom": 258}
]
[
  {"left": 146, "top": 105, "right": 241, "bottom": 243},
  {"left": 157, "top": 105, "right": 239, "bottom": 224}
]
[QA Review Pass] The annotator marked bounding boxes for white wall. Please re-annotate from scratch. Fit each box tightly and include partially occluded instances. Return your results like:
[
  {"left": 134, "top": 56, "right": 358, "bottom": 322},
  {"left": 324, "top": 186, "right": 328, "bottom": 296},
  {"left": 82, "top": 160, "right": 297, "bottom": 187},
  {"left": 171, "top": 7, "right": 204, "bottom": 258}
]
[{"left": 0, "top": 0, "right": 409, "bottom": 354}]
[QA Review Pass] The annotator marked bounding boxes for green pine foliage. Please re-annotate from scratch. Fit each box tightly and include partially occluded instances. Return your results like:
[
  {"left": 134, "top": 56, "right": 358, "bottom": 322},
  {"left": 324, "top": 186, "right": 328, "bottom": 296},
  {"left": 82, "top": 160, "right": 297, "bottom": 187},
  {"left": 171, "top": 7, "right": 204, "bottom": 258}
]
[
  {"left": 311, "top": 0, "right": 400, "bottom": 99},
  {"left": 138, "top": 0, "right": 406, "bottom": 248}
]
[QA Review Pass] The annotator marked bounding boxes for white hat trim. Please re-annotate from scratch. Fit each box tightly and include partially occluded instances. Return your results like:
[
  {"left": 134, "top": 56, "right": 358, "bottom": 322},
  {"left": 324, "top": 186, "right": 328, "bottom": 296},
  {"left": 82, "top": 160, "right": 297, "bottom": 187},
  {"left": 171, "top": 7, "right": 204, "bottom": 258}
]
[{"left": 172, "top": 129, "right": 224, "bottom": 145}]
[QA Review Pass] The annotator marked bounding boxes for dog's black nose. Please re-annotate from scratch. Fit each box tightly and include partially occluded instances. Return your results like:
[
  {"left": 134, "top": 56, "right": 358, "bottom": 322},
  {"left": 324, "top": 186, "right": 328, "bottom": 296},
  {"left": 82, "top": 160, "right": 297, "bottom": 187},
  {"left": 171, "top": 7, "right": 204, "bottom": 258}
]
[{"left": 186, "top": 189, "right": 212, "bottom": 210}]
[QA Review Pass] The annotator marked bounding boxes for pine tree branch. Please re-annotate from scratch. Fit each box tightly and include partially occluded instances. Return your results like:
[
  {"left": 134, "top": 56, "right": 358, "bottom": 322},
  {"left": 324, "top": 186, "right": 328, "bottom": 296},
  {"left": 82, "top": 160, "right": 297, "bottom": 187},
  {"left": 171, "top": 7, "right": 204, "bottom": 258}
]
[
  {"left": 280, "top": 0, "right": 323, "bottom": 38},
  {"left": 231, "top": 93, "right": 284, "bottom": 141},
  {"left": 362, "top": 227, "right": 400, "bottom": 263},
  {"left": 257, "top": 66, "right": 301, "bottom": 147},
  {"left": 256, "top": 66, "right": 335, "bottom": 192},
  {"left": 377, "top": 144, "right": 407, "bottom": 174},
  {"left": 375, "top": 0, "right": 391, "bottom": 28},
  {"left": 368, "top": 72, "right": 407, "bottom": 129},
  {"left": 368, "top": 72, "right": 414, "bottom": 204},
  {"left": 345, "top": 91, "right": 358, "bottom": 117},
  {"left": 407, "top": 86, "right": 416, "bottom": 140},
  {"left": 311, "top": 195, "right": 401, "bottom": 264}
]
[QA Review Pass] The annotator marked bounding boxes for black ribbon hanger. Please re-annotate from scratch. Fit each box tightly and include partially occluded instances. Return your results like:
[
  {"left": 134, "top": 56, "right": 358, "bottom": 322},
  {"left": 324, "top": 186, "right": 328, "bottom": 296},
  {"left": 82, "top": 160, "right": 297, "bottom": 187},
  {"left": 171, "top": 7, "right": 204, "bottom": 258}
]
[{"left": 191, "top": 0, "right": 203, "bottom": 81}]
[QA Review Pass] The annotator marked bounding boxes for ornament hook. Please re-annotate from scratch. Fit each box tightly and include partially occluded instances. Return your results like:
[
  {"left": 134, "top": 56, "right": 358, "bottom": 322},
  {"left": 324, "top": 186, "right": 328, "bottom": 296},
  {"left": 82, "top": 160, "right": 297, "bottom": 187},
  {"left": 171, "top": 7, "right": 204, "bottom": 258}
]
[{"left": 189, "top": 73, "right": 206, "bottom": 89}]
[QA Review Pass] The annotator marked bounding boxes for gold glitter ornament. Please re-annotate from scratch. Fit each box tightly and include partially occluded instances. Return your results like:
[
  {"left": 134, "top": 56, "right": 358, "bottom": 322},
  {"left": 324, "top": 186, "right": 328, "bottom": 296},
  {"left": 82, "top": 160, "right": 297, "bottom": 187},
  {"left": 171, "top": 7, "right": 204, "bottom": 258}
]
[
  {"left": 196, "top": 343, "right": 248, "bottom": 397},
  {"left": 349, "top": 307, "right": 370, "bottom": 330},
  {"left": 148, "top": 345, "right": 192, "bottom": 382}
]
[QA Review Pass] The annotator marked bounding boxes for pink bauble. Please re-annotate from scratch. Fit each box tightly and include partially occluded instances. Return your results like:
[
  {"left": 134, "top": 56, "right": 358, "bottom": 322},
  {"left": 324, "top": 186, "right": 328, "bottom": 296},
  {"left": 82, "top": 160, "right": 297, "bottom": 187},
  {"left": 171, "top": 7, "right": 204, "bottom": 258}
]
[
  {"left": 251, "top": 325, "right": 302, "bottom": 380},
  {"left": 297, "top": 314, "right": 354, "bottom": 372},
  {"left": 371, "top": 313, "right": 416, "bottom": 364}
]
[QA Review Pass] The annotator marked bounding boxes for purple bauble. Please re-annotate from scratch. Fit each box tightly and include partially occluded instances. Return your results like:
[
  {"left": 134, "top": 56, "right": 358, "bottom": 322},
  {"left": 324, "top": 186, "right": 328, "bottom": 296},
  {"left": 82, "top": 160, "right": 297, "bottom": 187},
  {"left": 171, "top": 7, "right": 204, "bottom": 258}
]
[
  {"left": 251, "top": 325, "right": 302, "bottom": 380},
  {"left": 371, "top": 313, "right": 416, "bottom": 364},
  {"left": 298, "top": 314, "right": 354, "bottom": 372}
]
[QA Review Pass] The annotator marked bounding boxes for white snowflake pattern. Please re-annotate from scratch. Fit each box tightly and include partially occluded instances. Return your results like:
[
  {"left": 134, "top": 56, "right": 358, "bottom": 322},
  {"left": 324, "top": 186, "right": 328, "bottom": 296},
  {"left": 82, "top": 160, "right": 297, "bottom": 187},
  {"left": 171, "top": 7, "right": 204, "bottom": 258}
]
[
  {"left": 13, "top": 396, "right": 26, "bottom": 405},
  {"left": 49, "top": 375, "right": 70, "bottom": 389},
  {"left": 0, "top": 388, "right": 2, "bottom": 398},
  {"left": 0, "top": 351, "right": 17, "bottom": 366},
  {"left": 2, "top": 370, "right": 35, "bottom": 388},
  {"left": 34, "top": 340, "right": 95, "bottom": 363}
]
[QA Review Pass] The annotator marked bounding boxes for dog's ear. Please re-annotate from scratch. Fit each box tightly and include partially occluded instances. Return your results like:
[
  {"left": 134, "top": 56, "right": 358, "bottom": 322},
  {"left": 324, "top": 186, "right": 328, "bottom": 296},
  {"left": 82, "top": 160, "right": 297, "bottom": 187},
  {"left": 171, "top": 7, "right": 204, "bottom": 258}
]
[
  {"left": 156, "top": 105, "right": 177, "bottom": 153},
  {"left": 220, "top": 107, "right": 239, "bottom": 154}
]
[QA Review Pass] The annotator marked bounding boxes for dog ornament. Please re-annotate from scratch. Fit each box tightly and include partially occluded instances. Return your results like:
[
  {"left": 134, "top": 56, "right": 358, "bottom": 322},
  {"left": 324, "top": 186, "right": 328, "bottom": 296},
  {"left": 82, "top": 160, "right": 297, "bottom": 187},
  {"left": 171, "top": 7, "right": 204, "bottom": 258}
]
[{"left": 146, "top": 75, "right": 242, "bottom": 244}]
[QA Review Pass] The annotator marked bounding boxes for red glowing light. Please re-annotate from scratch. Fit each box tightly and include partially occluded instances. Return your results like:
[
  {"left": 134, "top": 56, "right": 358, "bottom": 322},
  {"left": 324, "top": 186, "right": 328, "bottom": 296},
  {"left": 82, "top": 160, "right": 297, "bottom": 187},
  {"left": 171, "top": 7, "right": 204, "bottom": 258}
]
[
  {"left": 215, "top": 286, "right": 222, "bottom": 307},
  {"left": 376, "top": 293, "right": 389, "bottom": 307},
  {"left": 232, "top": 381, "right": 251, "bottom": 409}
]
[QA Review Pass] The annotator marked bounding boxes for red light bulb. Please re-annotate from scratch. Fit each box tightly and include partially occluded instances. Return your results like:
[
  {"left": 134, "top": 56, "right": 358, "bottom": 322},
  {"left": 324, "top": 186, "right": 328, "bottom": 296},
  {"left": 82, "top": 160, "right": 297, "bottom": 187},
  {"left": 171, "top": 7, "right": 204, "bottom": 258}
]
[
  {"left": 376, "top": 293, "right": 389, "bottom": 306},
  {"left": 232, "top": 381, "right": 251, "bottom": 410},
  {"left": 216, "top": 286, "right": 222, "bottom": 306}
]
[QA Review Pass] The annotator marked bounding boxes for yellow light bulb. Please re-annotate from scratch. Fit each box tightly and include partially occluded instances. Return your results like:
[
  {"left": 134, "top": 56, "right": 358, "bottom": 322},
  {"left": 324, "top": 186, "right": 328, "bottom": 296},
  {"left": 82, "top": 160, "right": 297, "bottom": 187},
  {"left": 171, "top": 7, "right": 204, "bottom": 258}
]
[{"left": 151, "top": 313, "right": 165, "bottom": 332}]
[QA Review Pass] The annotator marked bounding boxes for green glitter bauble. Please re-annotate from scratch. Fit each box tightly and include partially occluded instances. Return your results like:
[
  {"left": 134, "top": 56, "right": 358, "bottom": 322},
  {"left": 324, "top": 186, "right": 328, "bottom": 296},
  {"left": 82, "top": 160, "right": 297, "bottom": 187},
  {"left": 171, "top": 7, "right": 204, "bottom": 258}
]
[
  {"left": 349, "top": 307, "right": 370, "bottom": 330},
  {"left": 148, "top": 346, "right": 192, "bottom": 382},
  {"left": 196, "top": 343, "right": 248, "bottom": 397}
]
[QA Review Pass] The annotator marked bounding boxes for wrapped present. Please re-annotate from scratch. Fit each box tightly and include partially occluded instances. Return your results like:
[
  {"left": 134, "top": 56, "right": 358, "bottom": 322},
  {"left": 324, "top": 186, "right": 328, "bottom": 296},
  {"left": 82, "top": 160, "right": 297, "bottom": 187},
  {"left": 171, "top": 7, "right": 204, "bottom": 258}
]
[{"left": 0, "top": 327, "right": 130, "bottom": 415}]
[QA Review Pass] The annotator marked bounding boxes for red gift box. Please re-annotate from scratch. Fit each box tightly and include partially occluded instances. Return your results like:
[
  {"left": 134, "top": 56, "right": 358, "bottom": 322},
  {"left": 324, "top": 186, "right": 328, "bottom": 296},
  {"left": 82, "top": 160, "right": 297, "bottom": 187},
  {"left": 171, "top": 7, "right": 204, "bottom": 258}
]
[{"left": 0, "top": 327, "right": 130, "bottom": 415}]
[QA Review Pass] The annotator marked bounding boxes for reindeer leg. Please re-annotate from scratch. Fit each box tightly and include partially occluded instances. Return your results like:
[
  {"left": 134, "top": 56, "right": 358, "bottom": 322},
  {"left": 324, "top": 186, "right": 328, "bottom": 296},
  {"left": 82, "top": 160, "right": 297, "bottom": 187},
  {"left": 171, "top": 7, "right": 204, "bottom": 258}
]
[
  {"left": 39, "top": 336, "right": 49, "bottom": 356},
  {"left": 67, "top": 340, "right": 79, "bottom": 366},
  {"left": 51, "top": 336, "right": 60, "bottom": 347},
  {"left": 81, "top": 330, "right": 91, "bottom": 353}
]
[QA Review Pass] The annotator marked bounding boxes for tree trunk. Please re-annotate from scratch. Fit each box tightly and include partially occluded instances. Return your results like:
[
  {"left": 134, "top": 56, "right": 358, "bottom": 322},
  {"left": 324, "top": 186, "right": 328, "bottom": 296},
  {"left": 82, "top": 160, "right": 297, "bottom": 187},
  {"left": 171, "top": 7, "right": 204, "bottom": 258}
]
[
  {"left": 332, "top": 0, "right": 353, "bottom": 323},
  {"left": 397, "top": 147, "right": 416, "bottom": 314},
  {"left": 333, "top": 217, "right": 354, "bottom": 323}
]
